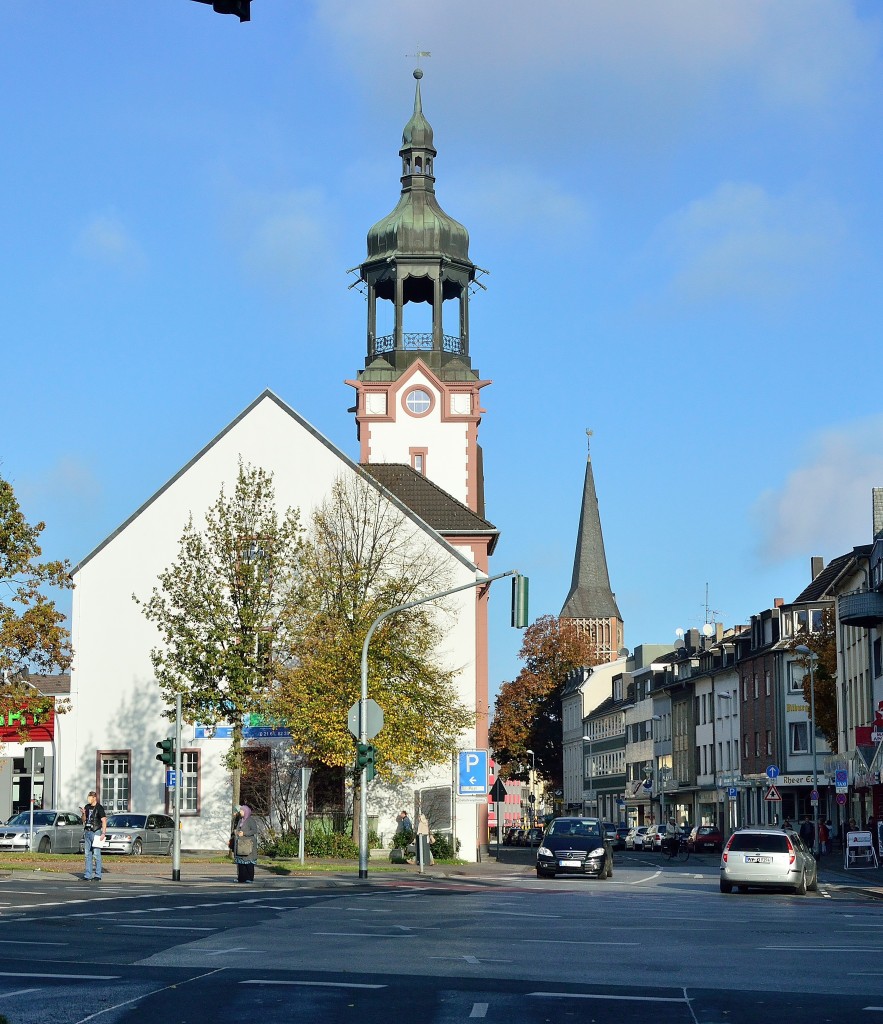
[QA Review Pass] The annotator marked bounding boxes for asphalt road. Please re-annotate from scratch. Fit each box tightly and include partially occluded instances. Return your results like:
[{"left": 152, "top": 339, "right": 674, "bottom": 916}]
[{"left": 0, "top": 854, "right": 880, "bottom": 1023}]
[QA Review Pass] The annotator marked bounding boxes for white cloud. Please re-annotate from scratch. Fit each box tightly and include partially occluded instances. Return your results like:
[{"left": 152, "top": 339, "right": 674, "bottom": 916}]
[
  {"left": 74, "top": 213, "right": 146, "bottom": 273},
  {"left": 752, "top": 416, "right": 883, "bottom": 564},
  {"left": 451, "top": 167, "right": 591, "bottom": 241},
  {"left": 648, "top": 181, "right": 847, "bottom": 307},
  {"left": 315, "top": 0, "right": 880, "bottom": 121},
  {"left": 223, "top": 187, "right": 338, "bottom": 295}
]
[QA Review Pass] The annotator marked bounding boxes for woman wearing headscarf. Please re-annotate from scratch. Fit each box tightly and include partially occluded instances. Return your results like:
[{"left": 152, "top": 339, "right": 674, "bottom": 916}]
[{"left": 233, "top": 804, "right": 259, "bottom": 883}]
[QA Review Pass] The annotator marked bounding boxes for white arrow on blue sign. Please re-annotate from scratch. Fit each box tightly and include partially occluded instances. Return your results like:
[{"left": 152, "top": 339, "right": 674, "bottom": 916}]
[
  {"left": 458, "top": 750, "right": 489, "bottom": 797},
  {"left": 766, "top": 765, "right": 779, "bottom": 780}
]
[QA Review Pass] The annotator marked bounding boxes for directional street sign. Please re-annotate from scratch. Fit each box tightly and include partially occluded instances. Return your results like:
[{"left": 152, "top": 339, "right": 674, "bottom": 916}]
[
  {"left": 458, "top": 749, "right": 489, "bottom": 797},
  {"left": 764, "top": 783, "right": 782, "bottom": 802},
  {"left": 489, "top": 777, "right": 507, "bottom": 803}
]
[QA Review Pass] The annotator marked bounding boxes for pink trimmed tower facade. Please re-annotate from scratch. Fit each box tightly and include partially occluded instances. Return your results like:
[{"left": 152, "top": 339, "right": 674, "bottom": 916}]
[{"left": 347, "top": 71, "right": 498, "bottom": 840}]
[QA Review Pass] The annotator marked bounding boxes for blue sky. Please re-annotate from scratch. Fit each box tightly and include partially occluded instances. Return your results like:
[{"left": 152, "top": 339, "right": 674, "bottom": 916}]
[{"left": 3, "top": 2, "right": 883, "bottom": 700}]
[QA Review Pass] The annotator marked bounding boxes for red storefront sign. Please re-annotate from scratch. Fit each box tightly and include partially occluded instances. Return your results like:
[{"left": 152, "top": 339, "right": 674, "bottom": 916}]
[{"left": 0, "top": 706, "right": 55, "bottom": 743}]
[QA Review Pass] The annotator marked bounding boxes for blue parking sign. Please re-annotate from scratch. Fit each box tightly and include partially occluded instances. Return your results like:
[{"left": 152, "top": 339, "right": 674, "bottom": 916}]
[{"left": 458, "top": 750, "right": 489, "bottom": 796}]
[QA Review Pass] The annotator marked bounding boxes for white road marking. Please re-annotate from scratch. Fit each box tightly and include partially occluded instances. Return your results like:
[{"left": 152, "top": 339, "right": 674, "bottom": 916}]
[
  {"left": 204, "top": 948, "right": 267, "bottom": 957},
  {"left": 525, "top": 939, "right": 638, "bottom": 946},
  {"left": 469, "top": 1003, "right": 489, "bottom": 1018},
  {"left": 481, "top": 910, "right": 560, "bottom": 918},
  {"left": 0, "top": 971, "right": 119, "bottom": 980},
  {"left": 313, "top": 931, "right": 409, "bottom": 938},
  {"left": 74, "top": 967, "right": 223, "bottom": 1024},
  {"left": 0, "top": 988, "right": 39, "bottom": 998},
  {"left": 429, "top": 956, "right": 512, "bottom": 965},
  {"left": 241, "top": 980, "right": 385, "bottom": 989},
  {"left": 119, "top": 925, "right": 215, "bottom": 931},
  {"left": 0, "top": 940, "right": 67, "bottom": 946},
  {"left": 530, "top": 991, "right": 686, "bottom": 1003},
  {"left": 764, "top": 946, "right": 883, "bottom": 951}
]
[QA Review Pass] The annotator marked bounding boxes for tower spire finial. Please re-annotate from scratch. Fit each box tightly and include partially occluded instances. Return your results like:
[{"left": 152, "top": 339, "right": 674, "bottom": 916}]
[{"left": 586, "top": 428, "right": 593, "bottom": 459}]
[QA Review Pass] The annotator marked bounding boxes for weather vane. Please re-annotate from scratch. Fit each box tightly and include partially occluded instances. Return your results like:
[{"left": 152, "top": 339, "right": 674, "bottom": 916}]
[
  {"left": 586, "top": 428, "right": 593, "bottom": 455},
  {"left": 406, "top": 47, "right": 431, "bottom": 72}
]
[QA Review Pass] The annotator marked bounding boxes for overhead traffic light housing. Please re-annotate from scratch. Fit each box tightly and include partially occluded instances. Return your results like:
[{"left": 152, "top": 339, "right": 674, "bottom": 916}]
[
  {"left": 156, "top": 738, "right": 175, "bottom": 767},
  {"left": 355, "top": 742, "right": 376, "bottom": 783},
  {"left": 511, "top": 574, "right": 529, "bottom": 628},
  {"left": 191, "top": 0, "right": 251, "bottom": 21}
]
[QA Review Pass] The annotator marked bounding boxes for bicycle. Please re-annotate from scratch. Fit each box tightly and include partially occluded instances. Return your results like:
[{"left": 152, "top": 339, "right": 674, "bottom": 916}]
[{"left": 663, "top": 836, "right": 691, "bottom": 863}]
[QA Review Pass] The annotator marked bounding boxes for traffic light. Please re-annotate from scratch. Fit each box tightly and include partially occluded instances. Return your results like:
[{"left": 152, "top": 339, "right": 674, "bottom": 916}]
[
  {"left": 191, "top": 0, "right": 251, "bottom": 21},
  {"left": 156, "top": 738, "right": 175, "bottom": 767},
  {"left": 511, "top": 573, "right": 529, "bottom": 628},
  {"left": 356, "top": 742, "right": 376, "bottom": 783}
]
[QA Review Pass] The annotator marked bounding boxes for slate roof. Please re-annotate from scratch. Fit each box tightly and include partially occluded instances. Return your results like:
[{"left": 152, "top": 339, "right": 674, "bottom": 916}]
[
  {"left": 561, "top": 453, "right": 622, "bottom": 621},
  {"left": 362, "top": 463, "right": 498, "bottom": 553},
  {"left": 792, "top": 547, "right": 872, "bottom": 602}
]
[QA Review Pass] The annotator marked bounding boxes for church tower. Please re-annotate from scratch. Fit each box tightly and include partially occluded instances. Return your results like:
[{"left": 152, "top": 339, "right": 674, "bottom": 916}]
[
  {"left": 347, "top": 70, "right": 490, "bottom": 516},
  {"left": 561, "top": 437, "right": 624, "bottom": 663}
]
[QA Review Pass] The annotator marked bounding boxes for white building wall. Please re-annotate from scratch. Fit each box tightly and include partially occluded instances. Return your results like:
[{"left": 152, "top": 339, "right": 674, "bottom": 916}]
[{"left": 60, "top": 394, "right": 482, "bottom": 856}]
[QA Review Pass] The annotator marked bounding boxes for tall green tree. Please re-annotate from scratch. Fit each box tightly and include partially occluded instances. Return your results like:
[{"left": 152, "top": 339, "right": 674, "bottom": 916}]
[
  {"left": 490, "top": 615, "right": 599, "bottom": 788},
  {"left": 135, "top": 462, "right": 305, "bottom": 817},
  {"left": 0, "top": 473, "right": 72, "bottom": 739},
  {"left": 788, "top": 606, "right": 838, "bottom": 750},
  {"left": 268, "top": 474, "right": 474, "bottom": 839}
]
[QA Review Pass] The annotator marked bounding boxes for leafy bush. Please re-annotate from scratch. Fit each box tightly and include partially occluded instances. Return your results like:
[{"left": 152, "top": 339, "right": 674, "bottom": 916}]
[
  {"left": 258, "top": 824, "right": 358, "bottom": 859},
  {"left": 391, "top": 827, "right": 415, "bottom": 850},
  {"left": 430, "top": 831, "right": 460, "bottom": 859}
]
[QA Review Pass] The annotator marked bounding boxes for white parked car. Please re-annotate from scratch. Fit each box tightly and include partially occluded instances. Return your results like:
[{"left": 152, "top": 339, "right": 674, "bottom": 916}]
[
  {"left": 625, "top": 826, "right": 649, "bottom": 850},
  {"left": 720, "top": 826, "right": 818, "bottom": 895}
]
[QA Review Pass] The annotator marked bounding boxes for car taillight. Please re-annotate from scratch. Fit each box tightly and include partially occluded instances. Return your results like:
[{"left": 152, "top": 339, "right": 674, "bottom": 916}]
[
  {"left": 722, "top": 835, "right": 735, "bottom": 863},
  {"left": 786, "top": 837, "right": 795, "bottom": 865}
]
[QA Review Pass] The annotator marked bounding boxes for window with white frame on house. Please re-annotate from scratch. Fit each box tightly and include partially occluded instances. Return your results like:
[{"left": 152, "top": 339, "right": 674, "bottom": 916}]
[
  {"left": 789, "top": 722, "right": 810, "bottom": 754},
  {"left": 753, "top": 675, "right": 758, "bottom": 699},
  {"left": 99, "top": 753, "right": 130, "bottom": 813},
  {"left": 789, "top": 661, "right": 807, "bottom": 693},
  {"left": 766, "top": 730, "right": 772, "bottom": 755},
  {"left": 765, "top": 670, "right": 771, "bottom": 696},
  {"left": 181, "top": 751, "right": 199, "bottom": 814}
]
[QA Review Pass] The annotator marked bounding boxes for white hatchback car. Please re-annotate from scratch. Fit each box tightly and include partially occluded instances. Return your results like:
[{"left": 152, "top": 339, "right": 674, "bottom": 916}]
[{"left": 720, "top": 826, "right": 818, "bottom": 895}]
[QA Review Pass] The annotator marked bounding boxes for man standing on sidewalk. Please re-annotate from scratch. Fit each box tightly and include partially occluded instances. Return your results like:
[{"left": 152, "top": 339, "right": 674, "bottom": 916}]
[{"left": 82, "top": 791, "right": 107, "bottom": 882}]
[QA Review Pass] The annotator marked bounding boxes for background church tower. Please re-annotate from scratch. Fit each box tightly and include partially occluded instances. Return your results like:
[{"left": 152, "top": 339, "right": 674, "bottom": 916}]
[
  {"left": 560, "top": 435, "right": 624, "bottom": 663},
  {"left": 347, "top": 69, "right": 490, "bottom": 516}
]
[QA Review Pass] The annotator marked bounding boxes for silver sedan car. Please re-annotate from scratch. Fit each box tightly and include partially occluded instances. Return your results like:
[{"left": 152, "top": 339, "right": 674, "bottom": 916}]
[
  {"left": 720, "top": 826, "right": 818, "bottom": 895},
  {"left": 0, "top": 810, "right": 84, "bottom": 853},
  {"left": 78, "top": 813, "right": 175, "bottom": 856}
]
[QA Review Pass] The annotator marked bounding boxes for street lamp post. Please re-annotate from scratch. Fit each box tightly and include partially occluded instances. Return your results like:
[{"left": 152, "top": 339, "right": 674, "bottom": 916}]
[
  {"left": 525, "top": 749, "right": 536, "bottom": 830},
  {"left": 795, "top": 645, "right": 820, "bottom": 856},
  {"left": 719, "top": 691, "right": 737, "bottom": 832},
  {"left": 581, "top": 734, "right": 595, "bottom": 817}
]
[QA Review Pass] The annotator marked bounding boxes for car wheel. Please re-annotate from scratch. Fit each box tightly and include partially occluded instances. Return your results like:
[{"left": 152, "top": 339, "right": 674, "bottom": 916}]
[
  {"left": 131, "top": 839, "right": 143, "bottom": 856},
  {"left": 38, "top": 837, "right": 51, "bottom": 854},
  {"left": 794, "top": 870, "right": 807, "bottom": 896},
  {"left": 808, "top": 871, "right": 819, "bottom": 892},
  {"left": 719, "top": 880, "right": 733, "bottom": 893}
]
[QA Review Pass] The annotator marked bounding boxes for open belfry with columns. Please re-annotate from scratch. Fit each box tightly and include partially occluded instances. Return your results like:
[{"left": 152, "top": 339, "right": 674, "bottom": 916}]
[{"left": 58, "top": 70, "right": 500, "bottom": 858}]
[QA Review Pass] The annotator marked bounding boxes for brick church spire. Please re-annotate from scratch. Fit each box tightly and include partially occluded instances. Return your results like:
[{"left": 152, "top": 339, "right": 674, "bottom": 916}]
[{"left": 560, "top": 433, "right": 624, "bottom": 663}]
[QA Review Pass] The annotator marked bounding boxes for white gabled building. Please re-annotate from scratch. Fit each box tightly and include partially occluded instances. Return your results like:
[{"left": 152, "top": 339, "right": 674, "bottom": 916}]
[{"left": 59, "top": 72, "right": 501, "bottom": 858}]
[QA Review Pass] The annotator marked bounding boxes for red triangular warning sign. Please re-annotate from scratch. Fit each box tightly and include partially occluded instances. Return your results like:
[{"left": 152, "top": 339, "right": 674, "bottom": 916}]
[{"left": 764, "top": 784, "right": 782, "bottom": 801}]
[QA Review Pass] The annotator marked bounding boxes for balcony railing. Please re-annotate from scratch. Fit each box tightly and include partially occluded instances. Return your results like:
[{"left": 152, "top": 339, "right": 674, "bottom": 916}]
[
  {"left": 839, "top": 590, "right": 883, "bottom": 628},
  {"left": 372, "top": 332, "right": 464, "bottom": 357}
]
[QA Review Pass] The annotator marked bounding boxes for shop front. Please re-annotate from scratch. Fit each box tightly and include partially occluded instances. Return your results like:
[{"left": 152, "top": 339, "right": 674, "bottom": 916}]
[{"left": 0, "top": 707, "right": 57, "bottom": 822}]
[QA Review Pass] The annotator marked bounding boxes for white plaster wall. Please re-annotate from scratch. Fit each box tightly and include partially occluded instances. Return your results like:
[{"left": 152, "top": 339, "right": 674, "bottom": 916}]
[
  {"left": 61, "top": 394, "right": 481, "bottom": 856},
  {"left": 366, "top": 369, "right": 470, "bottom": 505}
]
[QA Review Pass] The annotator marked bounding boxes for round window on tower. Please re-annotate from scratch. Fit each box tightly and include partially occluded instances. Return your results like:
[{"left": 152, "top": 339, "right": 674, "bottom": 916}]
[{"left": 404, "top": 388, "right": 433, "bottom": 416}]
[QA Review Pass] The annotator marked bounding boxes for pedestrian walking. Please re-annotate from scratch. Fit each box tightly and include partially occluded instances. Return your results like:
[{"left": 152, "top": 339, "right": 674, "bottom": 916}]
[
  {"left": 232, "top": 804, "right": 259, "bottom": 883},
  {"left": 416, "top": 811, "right": 433, "bottom": 865},
  {"left": 818, "top": 819, "right": 830, "bottom": 856},
  {"left": 799, "top": 815, "right": 815, "bottom": 850},
  {"left": 81, "top": 791, "right": 107, "bottom": 882},
  {"left": 396, "top": 809, "right": 413, "bottom": 834}
]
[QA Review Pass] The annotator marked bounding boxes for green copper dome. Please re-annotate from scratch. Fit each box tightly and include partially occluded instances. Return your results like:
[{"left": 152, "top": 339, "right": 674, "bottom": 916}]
[{"left": 366, "top": 70, "right": 471, "bottom": 263}]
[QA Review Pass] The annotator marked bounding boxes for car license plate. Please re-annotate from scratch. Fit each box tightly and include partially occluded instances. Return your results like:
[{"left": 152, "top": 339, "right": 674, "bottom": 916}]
[
  {"left": 559, "top": 859, "right": 581, "bottom": 867},
  {"left": 744, "top": 855, "right": 772, "bottom": 864}
]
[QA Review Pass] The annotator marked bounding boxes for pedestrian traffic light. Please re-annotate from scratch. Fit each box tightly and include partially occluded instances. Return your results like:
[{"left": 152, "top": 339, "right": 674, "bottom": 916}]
[
  {"left": 511, "top": 573, "right": 529, "bottom": 628},
  {"left": 156, "top": 738, "right": 175, "bottom": 766},
  {"left": 356, "top": 742, "right": 376, "bottom": 783}
]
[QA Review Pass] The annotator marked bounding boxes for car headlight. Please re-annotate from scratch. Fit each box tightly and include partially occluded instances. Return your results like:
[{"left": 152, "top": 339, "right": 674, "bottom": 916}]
[
  {"left": 587, "top": 847, "right": 606, "bottom": 857},
  {"left": 537, "top": 847, "right": 553, "bottom": 858}
]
